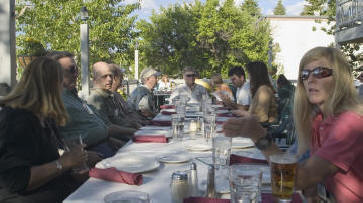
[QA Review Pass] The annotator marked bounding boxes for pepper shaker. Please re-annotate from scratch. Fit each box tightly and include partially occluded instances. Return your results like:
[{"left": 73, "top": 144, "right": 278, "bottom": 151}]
[
  {"left": 206, "top": 165, "right": 215, "bottom": 198},
  {"left": 188, "top": 162, "right": 199, "bottom": 196}
]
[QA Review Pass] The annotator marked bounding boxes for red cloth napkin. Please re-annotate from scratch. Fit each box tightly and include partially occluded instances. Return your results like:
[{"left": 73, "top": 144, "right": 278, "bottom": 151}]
[
  {"left": 184, "top": 197, "right": 230, "bottom": 203},
  {"left": 262, "top": 193, "right": 303, "bottom": 203},
  {"left": 151, "top": 120, "right": 172, "bottom": 126},
  {"left": 161, "top": 110, "right": 176, "bottom": 115},
  {"left": 230, "top": 154, "right": 268, "bottom": 165},
  {"left": 89, "top": 167, "right": 143, "bottom": 185},
  {"left": 160, "top": 104, "right": 175, "bottom": 109},
  {"left": 133, "top": 135, "right": 168, "bottom": 143}
]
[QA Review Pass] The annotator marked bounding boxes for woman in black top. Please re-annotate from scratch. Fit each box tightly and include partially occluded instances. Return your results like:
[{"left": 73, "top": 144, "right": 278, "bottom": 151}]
[{"left": 0, "top": 57, "right": 87, "bottom": 202}]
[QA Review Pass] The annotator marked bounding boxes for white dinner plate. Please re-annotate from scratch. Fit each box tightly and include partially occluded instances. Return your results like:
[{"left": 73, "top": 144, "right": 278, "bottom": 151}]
[
  {"left": 96, "top": 155, "right": 160, "bottom": 173},
  {"left": 232, "top": 148, "right": 266, "bottom": 160},
  {"left": 158, "top": 154, "right": 191, "bottom": 163},
  {"left": 104, "top": 190, "right": 150, "bottom": 203},
  {"left": 232, "top": 138, "right": 255, "bottom": 149},
  {"left": 183, "top": 142, "right": 212, "bottom": 151}
]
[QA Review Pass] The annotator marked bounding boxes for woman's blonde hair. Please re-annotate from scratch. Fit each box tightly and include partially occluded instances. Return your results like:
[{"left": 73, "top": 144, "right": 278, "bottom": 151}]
[
  {"left": 294, "top": 47, "right": 362, "bottom": 156},
  {"left": 0, "top": 57, "right": 68, "bottom": 126}
]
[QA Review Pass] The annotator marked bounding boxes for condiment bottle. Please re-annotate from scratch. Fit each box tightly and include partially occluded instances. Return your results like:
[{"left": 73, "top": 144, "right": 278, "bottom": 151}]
[{"left": 171, "top": 171, "right": 189, "bottom": 203}]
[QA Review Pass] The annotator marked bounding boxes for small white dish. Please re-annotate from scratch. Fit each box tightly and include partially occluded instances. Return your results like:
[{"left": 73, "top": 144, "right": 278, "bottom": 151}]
[{"left": 104, "top": 190, "right": 150, "bottom": 203}]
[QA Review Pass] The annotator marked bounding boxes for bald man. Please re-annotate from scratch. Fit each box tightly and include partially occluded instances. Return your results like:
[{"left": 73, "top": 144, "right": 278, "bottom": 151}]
[{"left": 87, "top": 62, "right": 138, "bottom": 142}]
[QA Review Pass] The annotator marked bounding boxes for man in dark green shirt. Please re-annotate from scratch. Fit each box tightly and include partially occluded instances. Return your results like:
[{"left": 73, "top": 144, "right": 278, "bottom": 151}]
[{"left": 87, "top": 62, "right": 138, "bottom": 141}]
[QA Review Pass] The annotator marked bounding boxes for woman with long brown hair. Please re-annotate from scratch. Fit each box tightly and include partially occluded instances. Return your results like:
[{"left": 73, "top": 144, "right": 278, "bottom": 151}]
[
  {"left": 233, "top": 61, "right": 278, "bottom": 123},
  {"left": 0, "top": 57, "right": 87, "bottom": 202}
]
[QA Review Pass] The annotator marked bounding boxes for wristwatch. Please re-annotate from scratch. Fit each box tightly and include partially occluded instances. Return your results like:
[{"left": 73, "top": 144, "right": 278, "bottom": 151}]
[
  {"left": 255, "top": 133, "right": 273, "bottom": 151},
  {"left": 55, "top": 160, "right": 63, "bottom": 171}
]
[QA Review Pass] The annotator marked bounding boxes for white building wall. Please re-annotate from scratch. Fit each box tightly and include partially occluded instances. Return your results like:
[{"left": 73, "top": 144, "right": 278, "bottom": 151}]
[{"left": 267, "top": 16, "right": 335, "bottom": 81}]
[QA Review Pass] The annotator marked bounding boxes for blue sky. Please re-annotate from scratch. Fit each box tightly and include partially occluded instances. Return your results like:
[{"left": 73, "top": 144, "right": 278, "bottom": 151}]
[{"left": 124, "top": 0, "right": 307, "bottom": 20}]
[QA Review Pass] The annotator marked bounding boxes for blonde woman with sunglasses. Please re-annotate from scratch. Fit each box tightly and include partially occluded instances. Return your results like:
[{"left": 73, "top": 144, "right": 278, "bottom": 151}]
[{"left": 223, "top": 47, "right": 363, "bottom": 202}]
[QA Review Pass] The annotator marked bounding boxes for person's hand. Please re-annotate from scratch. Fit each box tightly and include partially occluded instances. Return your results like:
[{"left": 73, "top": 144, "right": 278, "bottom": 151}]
[
  {"left": 59, "top": 145, "right": 88, "bottom": 170},
  {"left": 223, "top": 116, "right": 266, "bottom": 142},
  {"left": 86, "top": 151, "right": 103, "bottom": 168}
]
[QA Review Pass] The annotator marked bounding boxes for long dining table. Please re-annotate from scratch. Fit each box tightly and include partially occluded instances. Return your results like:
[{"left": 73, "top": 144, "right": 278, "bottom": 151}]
[{"left": 63, "top": 107, "right": 296, "bottom": 203}]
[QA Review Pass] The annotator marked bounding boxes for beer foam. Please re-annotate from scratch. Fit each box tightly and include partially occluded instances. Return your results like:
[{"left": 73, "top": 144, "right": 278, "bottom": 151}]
[{"left": 270, "top": 154, "right": 297, "bottom": 164}]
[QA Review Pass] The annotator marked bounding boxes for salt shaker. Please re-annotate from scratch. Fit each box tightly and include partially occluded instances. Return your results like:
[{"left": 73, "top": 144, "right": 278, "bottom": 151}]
[
  {"left": 188, "top": 162, "right": 199, "bottom": 196},
  {"left": 171, "top": 171, "right": 189, "bottom": 203},
  {"left": 206, "top": 165, "right": 215, "bottom": 198}
]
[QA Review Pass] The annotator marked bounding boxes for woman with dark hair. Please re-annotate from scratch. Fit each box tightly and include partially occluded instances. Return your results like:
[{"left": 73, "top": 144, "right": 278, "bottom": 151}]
[
  {"left": 240, "top": 61, "right": 278, "bottom": 123},
  {"left": 0, "top": 57, "right": 87, "bottom": 202},
  {"left": 276, "top": 74, "right": 295, "bottom": 117}
]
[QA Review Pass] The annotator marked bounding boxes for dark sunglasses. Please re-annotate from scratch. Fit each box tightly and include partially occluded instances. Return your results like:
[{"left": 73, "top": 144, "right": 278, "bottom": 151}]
[
  {"left": 65, "top": 65, "right": 78, "bottom": 74},
  {"left": 300, "top": 67, "right": 333, "bottom": 81},
  {"left": 185, "top": 74, "right": 196, "bottom": 78}
]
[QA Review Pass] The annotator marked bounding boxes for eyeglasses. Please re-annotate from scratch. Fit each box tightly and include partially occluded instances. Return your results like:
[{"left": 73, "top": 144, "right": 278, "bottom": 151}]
[
  {"left": 185, "top": 74, "right": 196, "bottom": 78},
  {"left": 300, "top": 67, "right": 333, "bottom": 81}
]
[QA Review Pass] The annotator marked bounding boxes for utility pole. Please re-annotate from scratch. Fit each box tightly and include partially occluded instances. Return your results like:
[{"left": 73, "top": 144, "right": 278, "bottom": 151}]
[
  {"left": 80, "top": 6, "right": 90, "bottom": 99},
  {"left": 0, "top": 0, "right": 16, "bottom": 92},
  {"left": 134, "top": 42, "right": 139, "bottom": 80}
]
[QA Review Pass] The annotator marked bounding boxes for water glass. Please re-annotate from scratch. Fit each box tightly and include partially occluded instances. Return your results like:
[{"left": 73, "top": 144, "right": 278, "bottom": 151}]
[
  {"left": 203, "top": 115, "right": 216, "bottom": 142},
  {"left": 230, "top": 164, "right": 263, "bottom": 203},
  {"left": 213, "top": 136, "right": 232, "bottom": 193},
  {"left": 171, "top": 114, "right": 184, "bottom": 142},
  {"left": 270, "top": 153, "right": 297, "bottom": 201},
  {"left": 63, "top": 135, "right": 89, "bottom": 173},
  {"left": 213, "top": 136, "right": 232, "bottom": 167}
]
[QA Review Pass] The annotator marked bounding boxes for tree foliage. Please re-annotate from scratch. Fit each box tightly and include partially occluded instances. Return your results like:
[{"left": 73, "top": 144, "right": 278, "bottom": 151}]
[
  {"left": 301, "top": 0, "right": 362, "bottom": 69},
  {"left": 16, "top": 0, "right": 140, "bottom": 69},
  {"left": 137, "top": 0, "right": 272, "bottom": 78},
  {"left": 240, "top": 0, "right": 261, "bottom": 17},
  {"left": 273, "top": 0, "right": 286, "bottom": 15}
]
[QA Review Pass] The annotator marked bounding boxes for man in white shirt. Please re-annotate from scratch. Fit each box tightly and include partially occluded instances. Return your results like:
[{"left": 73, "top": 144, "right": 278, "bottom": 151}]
[
  {"left": 221, "top": 66, "right": 251, "bottom": 110},
  {"left": 169, "top": 66, "right": 208, "bottom": 103}
]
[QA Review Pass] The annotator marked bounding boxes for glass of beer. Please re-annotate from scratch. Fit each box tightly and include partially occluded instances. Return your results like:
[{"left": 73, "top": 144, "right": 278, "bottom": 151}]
[{"left": 270, "top": 153, "right": 297, "bottom": 202}]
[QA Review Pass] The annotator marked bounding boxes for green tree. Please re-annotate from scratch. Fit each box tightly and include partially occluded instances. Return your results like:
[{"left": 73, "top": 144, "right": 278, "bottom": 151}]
[
  {"left": 301, "top": 0, "right": 362, "bottom": 69},
  {"left": 273, "top": 0, "right": 286, "bottom": 15},
  {"left": 240, "top": 0, "right": 261, "bottom": 17},
  {"left": 16, "top": 0, "right": 140, "bottom": 70},
  {"left": 137, "top": 0, "right": 272, "bottom": 78}
]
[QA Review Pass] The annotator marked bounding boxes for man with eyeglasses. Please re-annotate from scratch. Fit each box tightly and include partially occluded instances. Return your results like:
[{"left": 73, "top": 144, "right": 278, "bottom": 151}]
[
  {"left": 127, "top": 67, "right": 160, "bottom": 119},
  {"left": 169, "top": 66, "right": 208, "bottom": 103},
  {"left": 47, "top": 51, "right": 121, "bottom": 159},
  {"left": 87, "top": 62, "right": 139, "bottom": 142}
]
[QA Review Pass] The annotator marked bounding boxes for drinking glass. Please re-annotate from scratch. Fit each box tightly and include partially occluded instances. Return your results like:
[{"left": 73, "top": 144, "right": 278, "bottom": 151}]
[
  {"left": 213, "top": 136, "right": 232, "bottom": 193},
  {"left": 63, "top": 134, "right": 89, "bottom": 173},
  {"left": 171, "top": 114, "right": 184, "bottom": 142},
  {"left": 270, "top": 153, "right": 297, "bottom": 202},
  {"left": 203, "top": 114, "right": 216, "bottom": 142},
  {"left": 230, "top": 164, "right": 263, "bottom": 203}
]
